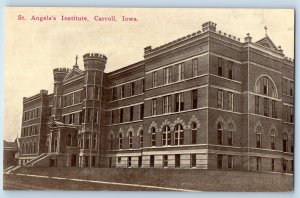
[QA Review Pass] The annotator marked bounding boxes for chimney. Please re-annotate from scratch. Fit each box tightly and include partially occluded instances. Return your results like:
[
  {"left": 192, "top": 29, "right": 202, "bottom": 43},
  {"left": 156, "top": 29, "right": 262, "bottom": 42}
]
[{"left": 244, "top": 33, "right": 252, "bottom": 43}]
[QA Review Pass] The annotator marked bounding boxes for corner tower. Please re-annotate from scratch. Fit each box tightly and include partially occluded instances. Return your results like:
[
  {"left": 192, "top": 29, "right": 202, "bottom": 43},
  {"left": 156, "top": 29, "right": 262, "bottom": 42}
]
[{"left": 79, "top": 53, "right": 107, "bottom": 167}]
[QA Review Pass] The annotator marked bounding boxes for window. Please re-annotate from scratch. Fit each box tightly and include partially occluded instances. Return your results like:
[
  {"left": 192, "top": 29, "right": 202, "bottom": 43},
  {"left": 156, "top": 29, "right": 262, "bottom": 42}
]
[
  {"left": 256, "top": 131, "right": 261, "bottom": 148},
  {"left": 228, "top": 155, "right": 233, "bottom": 169},
  {"left": 192, "top": 58, "right": 198, "bottom": 77},
  {"left": 92, "top": 134, "right": 97, "bottom": 149},
  {"left": 109, "top": 134, "right": 113, "bottom": 150},
  {"left": 121, "top": 85, "right": 125, "bottom": 98},
  {"left": 142, "top": 79, "right": 145, "bottom": 93},
  {"left": 191, "top": 154, "right": 196, "bottom": 168},
  {"left": 178, "top": 63, "right": 185, "bottom": 81},
  {"left": 93, "top": 110, "right": 99, "bottom": 124},
  {"left": 67, "top": 134, "right": 72, "bottom": 147},
  {"left": 112, "top": 87, "right": 117, "bottom": 100},
  {"left": 151, "top": 99, "right": 157, "bottom": 116},
  {"left": 264, "top": 98, "right": 269, "bottom": 116},
  {"left": 217, "top": 154, "right": 223, "bottom": 169},
  {"left": 129, "top": 106, "right": 134, "bottom": 121},
  {"left": 228, "top": 61, "right": 233, "bottom": 79},
  {"left": 151, "top": 127, "right": 156, "bottom": 146},
  {"left": 283, "top": 133, "right": 288, "bottom": 152},
  {"left": 118, "top": 157, "right": 121, "bottom": 164},
  {"left": 174, "top": 124, "right": 184, "bottom": 145},
  {"left": 163, "top": 155, "right": 168, "bottom": 167},
  {"left": 282, "top": 159, "right": 287, "bottom": 172},
  {"left": 110, "top": 110, "right": 114, "bottom": 124},
  {"left": 256, "top": 157, "right": 261, "bottom": 171},
  {"left": 263, "top": 77, "right": 268, "bottom": 95},
  {"left": 191, "top": 122, "right": 197, "bottom": 144},
  {"left": 290, "top": 83, "right": 294, "bottom": 96},
  {"left": 139, "top": 130, "right": 143, "bottom": 148},
  {"left": 138, "top": 156, "right": 142, "bottom": 168},
  {"left": 218, "top": 58, "right": 223, "bottom": 76},
  {"left": 87, "top": 86, "right": 94, "bottom": 100},
  {"left": 191, "top": 89, "right": 198, "bottom": 109},
  {"left": 139, "top": 104, "right": 144, "bottom": 120},
  {"left": 175, "top": 154, "right": 180, "bottom": 168},
  {"left": 217, "top": 90, "right": 223, "bottom": 108},
  {"left": 291, "top": 139, "right": 294, "bottom": 153},
  {"left": 120, "top": 108, "right": 124, "bottom": 123},
  {"left": 163, "top": 67, "right": 171, "bottom": 84},
  {"left": 228, "top": 92, "right": 233, "bottom": 111},
  {"left": 217, "top": 123, "right": 223, "bottom": 145},
  {"left": 290, "top": 107, "right": 294, "bottom": 123},
  {"left": 150, "top": 155, "right": 154, "bottom": 167},
  {"left": 272, "top": 100, "right": 276, "bottom": 118},
  {"left": 174, "top": 93, "right": 184, "bottom": 112},
  {"left": 271, "top": 159, "right": 275, "bottom": 171},
  {"left": 152, "top": 72, "right": 157, "bottom": 87},
  {"left": 85, "top": 137, "right": 90, "bottom": 149},
  {"left": 130, "top": 82, "right": 135, "bottom": 96},
  {"left": 119, "top": 133, "right": 123, "bottom": 149},
  {"left": 271, "top": 130, "right": 275, "bottom": 150},
  {"left": 128, "top": 157, "right": 131, "bottom": 167},
  {"left": 128, "top": 131, "right": 133, "bottom": 149},
  {"left": 227, "top": 124, "right": 233, "bottom": 146},
  {"left": 94, "top": 86, "right": 100, "bottom": 100},
  {"left": 162, "top": 126, "right": 171, "bottom": 146},
  {"left": 87, "top": 109, "right": 92, "bottom": 123},
  {"left": 163, "top": 95, "right": 171, "bottom": 114}
]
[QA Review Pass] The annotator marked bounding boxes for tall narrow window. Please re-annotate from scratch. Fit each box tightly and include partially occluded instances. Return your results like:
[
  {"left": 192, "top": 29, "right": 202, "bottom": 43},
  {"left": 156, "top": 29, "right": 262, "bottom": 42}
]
[
  {"left": 150, "top": 155, "right": 154, "bottom": 167},
  {"left": 256, "top": 129, "right": 261, "bottom": 148},
  {"left": 192, "top": 58, "right": 198, "bottom": 77},
  {"left": 175, "top": 154, "right": 180, "bottom": 168},
  {"left": 163, "top": 95, "right": 171, "bottom": 114},
  {"left": 228, "top": 61, "right": 233, "bottom": 79},
  {"left": 151, "top": 127, "right": 156, "bottom": 147},
  {"left": 290, "top": 83, "right": 294, "bottom": 96},
  {"left": 128, "top": 157, "right": 132, "bottom": 168},
  {"left": 151, "top": 99, "right": 157, "bottom": 116},
  {"left": 191, "top": 154, "right": 197, "bottom": 168},
  {"left": 120, "top": 108, "right": 123, "bottom": 123},
  {"left": 129, "top": 106, "right": 134, "bottom": 121},
  {"left": 139, "top": 130, "right": 143, "bottom": 148},
  {"left": 217, "top": 123, "right": 223, "bottom": 145},
  {"left": 112, "top": 87, "right": 117, "bottom": 100},
  {"left": 174, "top": 124, "right": 184, "bottom": 145},
  {"left": 228, "top": 155, "right": 233, "bottom": 169},
  {"left": 179, "top": 63, "right": 185, "bottom": 81},
  {"left": 271, "top": 130, "right": 275, "bottom": 150},
  {"left": 128, "top": 131, "right": 133, "bottom": 149},
  {"left": 92, "top": 133, "right": 97, "bottom": 149},
  {"left": 282, "top": 159, "right": 287, "bottom": 172},
  {"left": 263, "top": 77, "right": 268, "bottom": 95},
  {"left": 152, "top": 71, "right": 157, "bottom": 87},
  {"left": 163, "top": 155, "right": 168, "bottom": 167},
  {"left": 217, "top": 154, "right": 223, "bottom": 169},
  {"left": 290, "top": 107, "right": 294, "bottom": 123},
  {"left": 271, "top": 159, "right": 275, "bottom": 171},
  {"left": 256, "top": 157, "right": 261, "bottom": 171},
  {"left": 163, "top": 67, "right": 171, "bottom": 84},
  {"left": 130, "top": 82, "right": 135, "bottom": 96},
  {"left": 264, "top": 98, "right": 269, "bottom": 116},
  {"left": 191, "top": 122, "right": 197, "bottom": 144},
  {"left": 119, "top": 133, "right": 123, "bottom": 149},
  {"left": 228, "top": 124, "right": 233, "bottom": 146},
  {"left": 139, "top": 104, "right": 144, "bottom": 120},
  {"left": 228, "top": 92, "right": 233, "bottom": 111},
  {"left": 272, "top": 100, "right": 276, "bottom": 118},
  {"left": 111, "top": 110, "right": 114, "bottom": 124},
  {"left": 217, "top": 90, "right": 223, "bottom": 109},
  {"left": 192, "top": 89, "right": 198, "bottom": 109},
  {"left": 93, "top": 110, "right": 99, "bottom": 124},
  {"left": 162, "top": 126, "right": 171, "bottom": 146},
  {"left": 283, "top": 133, "right": 288, "bottom": 152},
  {"left": 291, "top": 138, "right": 294, "bottom": 153},
  {"left": 121, "top": 85, "right": 125, "bottom": 98},
  {"left": 174, "top": 93, "right": 184, "bottom": 112},
  {"left": 109, "top": 134, "right": 113, "bottom": 150},
  {"left": 142, "top": 79, "right": 145, "bottom": 93},
  {"left": 218, "top": 58, "right": 223, "bottom": 76}
]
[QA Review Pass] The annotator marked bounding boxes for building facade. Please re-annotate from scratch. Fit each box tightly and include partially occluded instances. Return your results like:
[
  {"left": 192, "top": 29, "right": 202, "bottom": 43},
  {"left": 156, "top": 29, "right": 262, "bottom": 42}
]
[{"left": 17, "top": 21, "right": 294, "bottom": 173}]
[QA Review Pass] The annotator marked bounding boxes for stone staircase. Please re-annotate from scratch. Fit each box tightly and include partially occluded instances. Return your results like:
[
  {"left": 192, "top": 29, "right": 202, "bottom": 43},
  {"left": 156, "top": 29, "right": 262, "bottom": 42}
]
[{"left": 24, "top": 153, "right": 55, "bottom": 167}]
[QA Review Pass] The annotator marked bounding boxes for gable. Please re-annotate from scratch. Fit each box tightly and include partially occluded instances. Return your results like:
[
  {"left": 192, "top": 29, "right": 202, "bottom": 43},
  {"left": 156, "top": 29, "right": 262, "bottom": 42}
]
[
  {"left": 255, "top": 36, "right": 278, "bottom": 51},
  {"left": 64, "top": 68, "right": 83, "bottom": 81}
]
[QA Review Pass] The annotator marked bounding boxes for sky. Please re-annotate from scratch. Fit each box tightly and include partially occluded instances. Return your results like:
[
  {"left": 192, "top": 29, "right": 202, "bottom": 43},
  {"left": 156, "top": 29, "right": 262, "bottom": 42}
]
[{"left": 4, "top": 8, "right": 294, "bottom": 141}]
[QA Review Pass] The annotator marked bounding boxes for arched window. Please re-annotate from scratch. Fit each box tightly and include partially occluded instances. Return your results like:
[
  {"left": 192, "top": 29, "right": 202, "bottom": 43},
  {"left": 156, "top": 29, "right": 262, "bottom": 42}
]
[
  {"left": 128, "top": 131, "right": 133, "bottom": 149},
  {"left": 162, "top": 126, "right": 171, "bottom": 146},
  {"left": 119, "top": 133, "right": 123, "bottom": 149},
  {"left": 256, "top": 127, "right": 262, "bottom": 148},
  {"left": 92, "top": 133, "right": 97, "bottom": 149},
  {"left": 217, "top": 123, "right": 223, "bottom": 145},
  {"left": 227, "top": 124, "right": 233, "bottom": 146},
  {"left": 67, "top": 134, "right": 72, "bottom": 147},
  {"left": 109, "top": 133, "right": 113, "bottom": 150},
  {"left": 191, "top": 122, "right": 197, "bottom": 144},
  {"left": 283, "top": 133, "right": 288, "bottom": 152},
  {"left": 151, "top": 127, "right": 156, "bottom": 146},
  {"left": 139, "top": 130, "right": 143, "bottom": 148},
  {"left": 254, "top": 75, "right": 278, "bottom": 98},
  {"left": 270, "top": 130, "right": 276, "bottom": 150},
  {"left": 174, "top": 124, "right": 184, "bottom": 145}
]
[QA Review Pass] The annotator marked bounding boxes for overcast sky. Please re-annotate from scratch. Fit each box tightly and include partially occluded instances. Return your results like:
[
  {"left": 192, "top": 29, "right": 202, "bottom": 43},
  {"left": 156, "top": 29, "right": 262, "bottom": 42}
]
[{"left": 4, "top": 8, "right": 294, "bottom": 141}]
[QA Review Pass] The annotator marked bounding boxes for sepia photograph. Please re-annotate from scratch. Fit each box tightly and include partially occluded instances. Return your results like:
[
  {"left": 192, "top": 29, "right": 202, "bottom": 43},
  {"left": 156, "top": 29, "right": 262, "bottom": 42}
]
[{"left": 3, "top": 7, "right": 294, "bottom": 191}]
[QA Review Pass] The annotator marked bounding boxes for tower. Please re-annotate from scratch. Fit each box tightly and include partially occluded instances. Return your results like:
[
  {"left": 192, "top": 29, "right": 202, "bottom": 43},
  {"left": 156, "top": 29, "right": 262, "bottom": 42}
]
[
  {"left": 79, "top": 53, "right": 107, "bottom": 167},
  {"left": 52, "top": 68, "right": 69, "bottom": 121}
]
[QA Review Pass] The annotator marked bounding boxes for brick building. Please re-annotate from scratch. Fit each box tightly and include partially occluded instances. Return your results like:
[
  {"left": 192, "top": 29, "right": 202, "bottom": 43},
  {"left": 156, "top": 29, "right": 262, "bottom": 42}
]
[{"left": 17, "top": 21, "right": 294, "bottom": 173}]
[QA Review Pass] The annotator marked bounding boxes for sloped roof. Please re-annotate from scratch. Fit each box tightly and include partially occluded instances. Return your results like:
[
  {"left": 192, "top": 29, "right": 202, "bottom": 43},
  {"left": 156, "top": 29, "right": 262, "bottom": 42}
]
[
  {"left": 63, "top": 67, "right": 84, "bottom": 82},
  {"left": 255, "top": 35, "right": 278, "bottom": 51}
]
